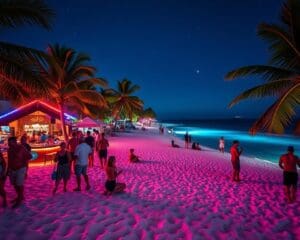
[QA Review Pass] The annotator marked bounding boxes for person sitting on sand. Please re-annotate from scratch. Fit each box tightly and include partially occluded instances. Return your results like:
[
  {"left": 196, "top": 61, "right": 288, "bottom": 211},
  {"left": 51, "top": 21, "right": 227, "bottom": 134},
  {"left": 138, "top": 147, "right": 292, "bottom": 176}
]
[
  {"left": 129, "top": 148, "right": 140, "bottom": 163},
  {"left": 191, "top": 142, "right": 201, "bottom": 150},
  {"left": 52, "top": 142, "right": 71, "bottom": 195},
  {"left": 279, "top": 146, "right": 300, "bottom": 203},
  {"left": 192, "top": 142, "right": 197, "bottom": 150},
  {"left": 230, "top": 140, "right": 243, "bottom": 182},
  {"left": 104, "top": 156, "right": 126, "bottom": 195},
  {"left": 0, "top": 151, "right": 7, "bottom": 207},
  {"left": 171, "top": 140, "right": 180, "bottom": 148}
]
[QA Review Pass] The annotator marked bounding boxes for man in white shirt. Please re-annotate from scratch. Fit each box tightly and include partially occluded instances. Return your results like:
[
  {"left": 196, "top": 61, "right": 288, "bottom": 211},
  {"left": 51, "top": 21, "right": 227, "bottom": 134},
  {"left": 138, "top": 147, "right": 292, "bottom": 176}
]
[{"left": 74, "top": 137, "right": 92, "bottom": 191}]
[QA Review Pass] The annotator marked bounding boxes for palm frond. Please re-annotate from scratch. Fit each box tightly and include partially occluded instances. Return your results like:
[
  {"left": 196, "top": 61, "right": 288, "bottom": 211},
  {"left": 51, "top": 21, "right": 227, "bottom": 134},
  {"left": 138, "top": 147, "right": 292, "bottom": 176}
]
[
  {"left": 250, "top": 83, "right": 300, "bottom": 134},
  {"left": 228, "top": 78, "right": 295, "bottom": 107},
  {"left": 0, "top": 0, "right": 54, "bottom": 29},
  {"left": 257, "top": 23, "right": 300, "bottom": 68},
  {"left": 225, "top": 65, "right": 296, "bottom": 82}
]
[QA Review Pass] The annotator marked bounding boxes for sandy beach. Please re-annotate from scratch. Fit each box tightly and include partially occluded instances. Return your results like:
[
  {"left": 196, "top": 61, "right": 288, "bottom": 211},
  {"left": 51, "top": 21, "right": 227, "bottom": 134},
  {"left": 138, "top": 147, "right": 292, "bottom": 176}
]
[{"left": 0, "top": 129, "right": 299, "bottom": 239}]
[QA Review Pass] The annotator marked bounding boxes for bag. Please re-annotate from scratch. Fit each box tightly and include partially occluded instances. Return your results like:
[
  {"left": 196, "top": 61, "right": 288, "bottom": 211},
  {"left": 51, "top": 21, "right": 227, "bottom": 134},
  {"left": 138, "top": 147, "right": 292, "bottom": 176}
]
[
  {"left": 51, "top": 163, "right": 58, "bottom": 180},
  {"left": 51, "top": 170, "right": 57, "bottom": 180}
]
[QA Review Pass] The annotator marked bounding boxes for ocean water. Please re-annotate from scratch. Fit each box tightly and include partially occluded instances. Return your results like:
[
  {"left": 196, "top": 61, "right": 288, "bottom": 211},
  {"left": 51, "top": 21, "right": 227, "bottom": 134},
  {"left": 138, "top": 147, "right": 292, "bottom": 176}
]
[{"left": 162, "top": 119, "right": 300, "bottom": 163}]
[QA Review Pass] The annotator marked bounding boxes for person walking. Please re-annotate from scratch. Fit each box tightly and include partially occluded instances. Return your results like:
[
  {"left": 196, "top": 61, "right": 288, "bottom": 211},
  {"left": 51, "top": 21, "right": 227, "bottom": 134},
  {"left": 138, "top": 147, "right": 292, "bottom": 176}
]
[
  {"left": 85, "top": 131, "right": 95, "bottom": 167},
  {"left": 96, "top": 133, "right": 109, "bottom": 169},
  {"left": 230, "top": 140, "right": 243, "bottom": 182},
  {"left": 279, "top": 146, "right": 300, "bottom": 203},
  {"left": 52, "top": 142, "right": 71, "bottom": 195},
  {"left": 73, "top": 137, "right": 92, "bottom": 191},
  {"left": 67, "top": 132, "right": 79, "bottom": 172},
  {"left": 7, "top": 137, "right": 32, "bottom": 208}
]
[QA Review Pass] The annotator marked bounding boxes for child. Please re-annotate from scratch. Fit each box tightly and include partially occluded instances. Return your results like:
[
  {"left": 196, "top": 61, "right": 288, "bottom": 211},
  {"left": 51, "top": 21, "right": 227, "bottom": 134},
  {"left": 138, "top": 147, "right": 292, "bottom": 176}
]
[{"left": 129, "top": 149, "right": 140, "bottom": 163}]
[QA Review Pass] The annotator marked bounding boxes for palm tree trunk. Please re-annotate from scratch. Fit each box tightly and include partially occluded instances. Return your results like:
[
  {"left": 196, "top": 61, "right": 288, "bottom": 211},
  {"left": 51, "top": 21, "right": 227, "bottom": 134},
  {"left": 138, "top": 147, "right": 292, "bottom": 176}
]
[{"left": 59, "top": 103, "right": 69, "bottom": 142}]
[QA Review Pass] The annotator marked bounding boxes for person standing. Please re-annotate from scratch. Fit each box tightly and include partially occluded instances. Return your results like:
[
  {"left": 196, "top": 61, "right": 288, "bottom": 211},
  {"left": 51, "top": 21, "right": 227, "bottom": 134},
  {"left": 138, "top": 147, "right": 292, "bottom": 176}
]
[
  {"left": 85, "top": 131, "right": 95, "bottom": 167},
  {"left": 279, "top": 146, "right": 300, "bottom": 203},
  {"left": 184, "top": 132, "right": 189, "bottom": 148},
  {"left": 73, "top": 137, "right": 92, "bottom": 191},
  {"left": 7, "top": 137, "right": 32, "bottom": 208},
  {"left": 230, "top": 140, "right": 243, "bottom": 182},
  {"left": 67, "top": 132, "right": 79, "bottom": 172},
  {"left": 52, "top": 142, "right": 71, "bottom": 195},
  {"left": 0, "top": 151, "right": 7, "bottom": 207},
  {"left": 96, "top": 133, "right": 109, "bottom": 169},
  {"left": 219, "top": 136, "right": 225, "bottom": 153}
]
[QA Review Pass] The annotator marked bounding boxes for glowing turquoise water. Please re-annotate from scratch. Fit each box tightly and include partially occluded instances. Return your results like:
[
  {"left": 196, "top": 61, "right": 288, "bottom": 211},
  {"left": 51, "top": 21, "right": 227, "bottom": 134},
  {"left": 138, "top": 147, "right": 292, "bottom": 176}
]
[{"left": 163, "top": 120, "right": 300, "bottom": 163}]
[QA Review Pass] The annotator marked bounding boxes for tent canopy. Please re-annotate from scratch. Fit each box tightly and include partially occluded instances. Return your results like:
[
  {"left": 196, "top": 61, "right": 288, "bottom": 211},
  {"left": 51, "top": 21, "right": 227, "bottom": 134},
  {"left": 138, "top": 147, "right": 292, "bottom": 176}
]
[{"left": 76, "top": 117, "right": 104, "bottom": 128}]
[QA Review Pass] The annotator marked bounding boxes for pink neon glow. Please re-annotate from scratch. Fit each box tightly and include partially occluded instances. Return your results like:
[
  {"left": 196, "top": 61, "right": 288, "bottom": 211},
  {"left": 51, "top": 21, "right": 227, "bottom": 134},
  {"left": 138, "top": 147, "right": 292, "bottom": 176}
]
[
  {"left": 0, "top": 130, "right": 297, "bottom": 239},
  {"left": 0, "top": 100, "right": 77, "bottom": 121}
]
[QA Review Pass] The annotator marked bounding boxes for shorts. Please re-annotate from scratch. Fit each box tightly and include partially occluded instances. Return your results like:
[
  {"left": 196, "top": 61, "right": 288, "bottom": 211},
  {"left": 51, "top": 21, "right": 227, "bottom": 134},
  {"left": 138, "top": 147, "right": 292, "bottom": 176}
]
[
  {"left": 105, "top": 180, "right": 116, "bottom": 192},
  {"left": 231, "top": 160, "right": 240, "bottom": 171},
  {"left": 9, "top": 167, "right": 27, "bottom": 186},
  {"left": 99, "top": 149, "right": 107, "bottom": 159},
  {"left": 75, "top": 165, "right": 88, "bottom": 176},
  {"left": 56, "top": 164, "right": 71, "bottom": 180},
  {"left": 283, "top": 171, "right": 298, "bottom": 186}
]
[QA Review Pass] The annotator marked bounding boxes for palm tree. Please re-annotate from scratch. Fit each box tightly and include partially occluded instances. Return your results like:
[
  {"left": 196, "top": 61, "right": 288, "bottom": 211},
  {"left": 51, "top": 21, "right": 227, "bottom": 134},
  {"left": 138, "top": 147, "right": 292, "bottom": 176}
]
[
  {"left": 141, "top": 107, "right": 156, "bottom": 119},
  {"left": 110, "top": 79, "right": 144, "bottom": 120},
  {"left": 35, "top": 44, "right": 107, "bottom": 141},
  {"left": 225, "top": 0, "right": 300, "bottom": 135},
  {"left": 0, "top": 0, "right": 55, "bottom": 104},
  {"left": 139, "top": 107, "right": 156, "bottom": 126}
]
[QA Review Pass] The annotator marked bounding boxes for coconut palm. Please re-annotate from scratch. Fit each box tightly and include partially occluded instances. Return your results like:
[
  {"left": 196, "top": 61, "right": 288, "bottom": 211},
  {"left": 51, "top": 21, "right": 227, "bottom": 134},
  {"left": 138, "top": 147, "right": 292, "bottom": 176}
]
[
  {"left": 225, "top": 0, "right": 300, "bottom": 135},
  {"left": 35, "top": 44, "right": 107, "bottom": 141},
  {"left": 0, "top": 0, "right": 55, "bottom": 104},
  {"left": 110, "top": 79, "right": 144, "bottom": 120}
]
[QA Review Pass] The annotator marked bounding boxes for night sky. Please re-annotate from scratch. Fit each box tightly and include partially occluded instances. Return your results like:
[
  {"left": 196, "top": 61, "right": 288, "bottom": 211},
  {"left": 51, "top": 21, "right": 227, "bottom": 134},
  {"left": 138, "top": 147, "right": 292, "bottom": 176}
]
[{"left": 2, "top": 0, "right": 283, "bottom": 120}]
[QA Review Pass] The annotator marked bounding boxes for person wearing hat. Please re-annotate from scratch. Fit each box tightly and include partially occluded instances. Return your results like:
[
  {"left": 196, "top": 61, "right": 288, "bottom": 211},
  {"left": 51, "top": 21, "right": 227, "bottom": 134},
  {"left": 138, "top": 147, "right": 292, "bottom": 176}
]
[{"left": 279, "top": 146, "right": 300, "bottom": 203}]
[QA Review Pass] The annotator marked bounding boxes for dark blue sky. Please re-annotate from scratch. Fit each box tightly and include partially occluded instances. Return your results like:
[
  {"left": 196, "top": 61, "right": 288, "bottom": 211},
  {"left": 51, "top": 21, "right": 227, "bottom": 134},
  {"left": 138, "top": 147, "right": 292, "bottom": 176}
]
[{"left": 3, "top": 0, "right": 283, "bottom": 120}]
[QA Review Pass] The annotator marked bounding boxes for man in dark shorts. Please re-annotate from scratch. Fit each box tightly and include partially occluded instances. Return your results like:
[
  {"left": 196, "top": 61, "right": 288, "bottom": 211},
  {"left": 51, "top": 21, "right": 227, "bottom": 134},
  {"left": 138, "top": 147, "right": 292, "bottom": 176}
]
[
  {"left": 85, "top": 131, "right": 95, "bottom": 167},
  {"left": 7, "top": 137, "right": 32, "bottom": 208},
  {"left": 96, "top": 133, "right": 109, "bottom": 169},
  {"left": 279, "top": 146, "right": 300, "bottom": 203},
  {"left": 230, "top": 140, "right": 243, "bottom": 182}
]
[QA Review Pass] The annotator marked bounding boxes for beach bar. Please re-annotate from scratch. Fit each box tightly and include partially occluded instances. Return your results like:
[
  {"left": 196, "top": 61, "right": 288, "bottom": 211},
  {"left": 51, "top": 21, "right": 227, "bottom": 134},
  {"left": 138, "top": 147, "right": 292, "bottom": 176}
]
[{"left": 0, "top": 100, "right": 77, "bottom": 162}]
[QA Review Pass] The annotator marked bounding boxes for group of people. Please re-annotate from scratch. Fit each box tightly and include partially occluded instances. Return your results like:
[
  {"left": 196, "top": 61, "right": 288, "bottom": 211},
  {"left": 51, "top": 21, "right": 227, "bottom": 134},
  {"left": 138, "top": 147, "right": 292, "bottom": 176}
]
[
  {"left": 170, "top": 132, "right": 201, "bottom": 151},
  {"left": 0, "top": 137, "right": 32, "bottom": 208},
  {"left": 170, "top": 131, "right": 300, "bottom": 204},
  {"left": 229, "top": 140, "right": 300, "bottom": 203},
  {"left": 0, "top": 130, "right": 128, "bottom": 208},
  {"left": 53, "top": 130, "right": 126, "bottom": 196}
]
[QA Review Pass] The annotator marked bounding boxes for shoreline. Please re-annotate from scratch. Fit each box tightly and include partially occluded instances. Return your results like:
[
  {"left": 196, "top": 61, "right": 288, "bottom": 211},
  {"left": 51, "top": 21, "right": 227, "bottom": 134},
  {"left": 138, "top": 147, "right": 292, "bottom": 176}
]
[{"left": 161, "top": 122, "right": 298, "bottom": 165}]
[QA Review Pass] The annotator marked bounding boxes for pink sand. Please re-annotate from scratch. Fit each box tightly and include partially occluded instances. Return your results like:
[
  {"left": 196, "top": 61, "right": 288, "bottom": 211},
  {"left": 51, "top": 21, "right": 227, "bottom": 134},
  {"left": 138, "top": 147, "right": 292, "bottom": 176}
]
[{"left": 0, "top": 129, "right": 299, "bottom": 239}]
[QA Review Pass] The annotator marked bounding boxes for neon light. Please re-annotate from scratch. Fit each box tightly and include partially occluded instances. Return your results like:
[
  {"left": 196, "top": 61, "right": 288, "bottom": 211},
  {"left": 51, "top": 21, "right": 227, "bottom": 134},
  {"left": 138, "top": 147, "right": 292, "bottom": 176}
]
[
  {"left": 31, "top": 146, "right": 60, "bottom": 153},
  {"left": 0, "top": 100, "right": 77, "bottom": 121}
]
